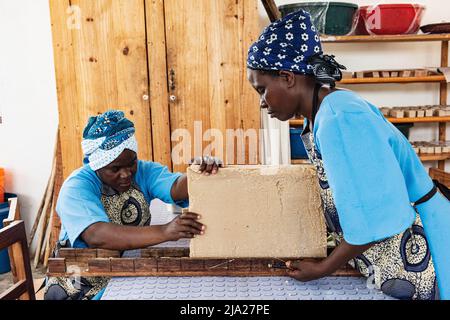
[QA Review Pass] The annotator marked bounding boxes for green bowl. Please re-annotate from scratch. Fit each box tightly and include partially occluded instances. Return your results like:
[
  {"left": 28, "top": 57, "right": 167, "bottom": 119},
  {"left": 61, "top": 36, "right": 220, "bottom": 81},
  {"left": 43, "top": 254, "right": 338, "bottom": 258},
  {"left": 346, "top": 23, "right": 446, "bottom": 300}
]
[{"left": 278, "top": 2, "right": 359, "bottom": 36}]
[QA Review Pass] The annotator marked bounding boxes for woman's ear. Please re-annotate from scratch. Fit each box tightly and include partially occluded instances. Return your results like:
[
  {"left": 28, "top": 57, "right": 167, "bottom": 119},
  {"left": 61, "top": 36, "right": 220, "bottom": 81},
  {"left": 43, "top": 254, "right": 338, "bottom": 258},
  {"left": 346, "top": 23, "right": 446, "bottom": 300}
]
[{"left": 278, "top": 70, "right": 296, "bottom": 88}]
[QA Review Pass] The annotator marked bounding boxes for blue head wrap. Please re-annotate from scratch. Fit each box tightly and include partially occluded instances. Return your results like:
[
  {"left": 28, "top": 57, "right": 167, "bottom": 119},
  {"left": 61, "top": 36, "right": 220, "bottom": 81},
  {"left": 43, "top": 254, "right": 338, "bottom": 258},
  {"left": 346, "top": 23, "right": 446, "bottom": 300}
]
[
  {"left": 247, "top": 9, "right": 346, "bottom": 86},
  {"left": 81, "top": 110, "right": 138, "bottom": 171}
]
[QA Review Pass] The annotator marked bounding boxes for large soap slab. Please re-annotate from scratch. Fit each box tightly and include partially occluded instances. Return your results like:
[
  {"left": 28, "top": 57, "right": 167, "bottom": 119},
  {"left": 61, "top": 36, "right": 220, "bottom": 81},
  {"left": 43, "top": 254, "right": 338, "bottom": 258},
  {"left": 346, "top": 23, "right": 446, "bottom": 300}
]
[{"left": 187, "top": 165, "right": 326, "bottom": 258}]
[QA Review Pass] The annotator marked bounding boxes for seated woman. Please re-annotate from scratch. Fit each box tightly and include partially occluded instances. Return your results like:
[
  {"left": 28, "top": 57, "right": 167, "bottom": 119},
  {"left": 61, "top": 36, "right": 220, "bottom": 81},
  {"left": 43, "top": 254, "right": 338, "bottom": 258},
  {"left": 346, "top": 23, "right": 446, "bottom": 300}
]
[{"left": 44, "top": 110, "right": 220, "bottom": 300}]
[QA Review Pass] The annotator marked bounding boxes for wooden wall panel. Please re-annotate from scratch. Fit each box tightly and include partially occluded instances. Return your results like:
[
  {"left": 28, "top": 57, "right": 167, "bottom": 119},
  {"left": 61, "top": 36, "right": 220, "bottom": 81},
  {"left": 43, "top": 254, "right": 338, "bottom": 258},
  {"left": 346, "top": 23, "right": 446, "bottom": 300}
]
[
  {"left": 51, "top": 0, "right": 261, "bottom": 177},
  {"left": 164, "top": 0, "right": 212, "bottom": 173},
  {"left": 50, "top": 0, "right": 152, "bottom": 179},
  {"left": 164, "top": 0, "right": 261, "bottom": 173},
  {"left": 146, "top": 0, "right": 172, "bottom": 170}
]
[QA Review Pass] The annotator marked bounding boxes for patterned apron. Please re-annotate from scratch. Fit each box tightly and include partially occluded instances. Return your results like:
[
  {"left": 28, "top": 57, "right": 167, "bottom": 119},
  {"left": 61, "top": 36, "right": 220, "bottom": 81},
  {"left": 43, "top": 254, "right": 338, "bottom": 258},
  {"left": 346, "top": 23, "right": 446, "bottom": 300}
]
[
  {"left": 300, "top": 124, "right": 439, "bottom": 300},
  {"left": 44, "top": 181, "right": 151, "bottom": 300}
]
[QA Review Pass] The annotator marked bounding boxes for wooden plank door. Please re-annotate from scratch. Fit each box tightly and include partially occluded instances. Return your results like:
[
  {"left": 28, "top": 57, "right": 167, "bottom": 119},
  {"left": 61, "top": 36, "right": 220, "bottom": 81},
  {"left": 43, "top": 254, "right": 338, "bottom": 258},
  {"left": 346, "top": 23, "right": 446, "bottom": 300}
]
[
  {"left": 50, "top": 0, "right": 153, "bottom": 179},
  {"left": 163, "top": 0, "right": 261, "bottom": 173}
]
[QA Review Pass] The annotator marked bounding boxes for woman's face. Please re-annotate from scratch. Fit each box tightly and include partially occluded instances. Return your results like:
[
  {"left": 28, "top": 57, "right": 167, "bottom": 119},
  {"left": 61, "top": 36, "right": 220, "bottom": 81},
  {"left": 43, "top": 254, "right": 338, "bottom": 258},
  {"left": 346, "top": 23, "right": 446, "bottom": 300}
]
[
  {"left": 247, "top": 68, "right": 299, "bottom": 121},
  {"left": 97, "top": 149, "right": 138, "bottom": 193}
]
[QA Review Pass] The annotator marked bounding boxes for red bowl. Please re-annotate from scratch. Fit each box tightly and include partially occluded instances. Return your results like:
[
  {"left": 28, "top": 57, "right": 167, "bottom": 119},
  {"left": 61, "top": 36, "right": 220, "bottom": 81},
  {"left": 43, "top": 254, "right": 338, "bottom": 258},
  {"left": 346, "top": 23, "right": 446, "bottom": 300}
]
[{"left": 356, "top": 4, "right": 425, "bottom": 35}]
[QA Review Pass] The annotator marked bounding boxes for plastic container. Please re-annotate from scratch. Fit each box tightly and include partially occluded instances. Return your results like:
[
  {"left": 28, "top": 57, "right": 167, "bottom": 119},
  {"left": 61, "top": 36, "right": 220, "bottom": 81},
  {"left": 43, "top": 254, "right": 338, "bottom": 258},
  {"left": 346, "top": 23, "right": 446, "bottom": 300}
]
[
  {"left": 356, "top": 4, "right": 425, "bottom": 35},
  {"left": 290, "top": 128, "right": 308, "bottom": 159},
  {"left": 278, "top": 2, "right": 359, "bottom": 36},
  {"left": 394, "top": 123, "right": 414, "bottom": 139},
  {"left": 0, "top": 193, "right": 17, "bottom": 274}
]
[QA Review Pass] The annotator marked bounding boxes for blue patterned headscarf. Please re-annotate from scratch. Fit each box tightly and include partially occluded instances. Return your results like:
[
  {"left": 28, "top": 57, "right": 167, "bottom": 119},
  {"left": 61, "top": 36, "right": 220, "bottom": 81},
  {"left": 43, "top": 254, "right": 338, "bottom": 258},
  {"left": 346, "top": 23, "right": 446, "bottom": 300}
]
[
  {"left": 247, "top": 9, "right": 346, "bottom": 86},
  {"left": 81, "top": 110, "right": 138, "bottom": 171}
]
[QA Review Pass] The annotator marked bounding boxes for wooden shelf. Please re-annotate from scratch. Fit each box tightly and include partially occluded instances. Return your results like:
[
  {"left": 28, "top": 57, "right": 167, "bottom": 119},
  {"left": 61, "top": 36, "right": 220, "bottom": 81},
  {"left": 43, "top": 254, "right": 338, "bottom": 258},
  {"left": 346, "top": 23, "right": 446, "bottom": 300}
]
[
  {"left": 389, "top": 116, "right": 450, "bottom": 123},
  {"left": 321, "top": 34, "right": 450, "bottom": 43},
  {"left": 420, "top": 153, "right": 450, "bottom": 161},
  {"left": 339, "top": 75, "right": 446, "bottom": 85},
  {"left": 289, "top": 116, "right": 450, "bottom": 127},
  {"left": 292, "top": 155, "right": 450, "bottom": 163}
]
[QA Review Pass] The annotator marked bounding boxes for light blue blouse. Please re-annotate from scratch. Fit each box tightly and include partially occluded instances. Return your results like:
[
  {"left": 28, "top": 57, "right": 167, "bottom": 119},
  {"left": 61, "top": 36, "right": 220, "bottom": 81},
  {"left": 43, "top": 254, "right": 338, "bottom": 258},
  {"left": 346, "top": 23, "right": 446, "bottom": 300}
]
[
  {"left": 56, "top": 160, "right": 186, "bottom": 248},
  {"left": 312, "top": 90, "right": 450, "bottom": 298}
]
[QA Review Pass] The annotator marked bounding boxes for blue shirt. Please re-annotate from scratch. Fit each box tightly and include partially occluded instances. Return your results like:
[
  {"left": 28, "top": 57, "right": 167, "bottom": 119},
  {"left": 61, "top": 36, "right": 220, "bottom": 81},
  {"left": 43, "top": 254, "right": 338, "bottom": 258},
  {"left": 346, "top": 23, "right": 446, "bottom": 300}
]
[
  {"left": 311, "top": 90, "right": 436, "bottom": 245},
  {"left": 311, "top": 90, "right": 450, "bottom": 298},
  {"left": 56, "top": 160, "right": 186, "bottom": 248}
]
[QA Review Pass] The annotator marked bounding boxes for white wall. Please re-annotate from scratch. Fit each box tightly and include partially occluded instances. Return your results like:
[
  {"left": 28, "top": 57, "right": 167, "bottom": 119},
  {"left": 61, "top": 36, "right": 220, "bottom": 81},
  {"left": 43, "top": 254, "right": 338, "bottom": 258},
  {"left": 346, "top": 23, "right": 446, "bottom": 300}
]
[
  {"left": 0, "top": 0, "right": 59, "bottom": 252},
  {"left": 258, "top": 0, "right": 450, "bottom": 171}
]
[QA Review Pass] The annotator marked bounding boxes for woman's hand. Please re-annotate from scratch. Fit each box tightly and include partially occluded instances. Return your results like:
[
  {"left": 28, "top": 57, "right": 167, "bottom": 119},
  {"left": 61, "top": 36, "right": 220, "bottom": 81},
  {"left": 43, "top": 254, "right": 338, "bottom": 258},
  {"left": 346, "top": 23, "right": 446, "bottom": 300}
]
[
  {"left": 285, "top": 259, "right": 330, "bottom": 282},
  {"left": 190, "top": 156, "right": 223, "bottom": 175},
  {"left": 161, "top": 211, "right": 205, "bottom": 241},
  {"left": 285, "top": 239, "right": 374, "bottom": 282}
]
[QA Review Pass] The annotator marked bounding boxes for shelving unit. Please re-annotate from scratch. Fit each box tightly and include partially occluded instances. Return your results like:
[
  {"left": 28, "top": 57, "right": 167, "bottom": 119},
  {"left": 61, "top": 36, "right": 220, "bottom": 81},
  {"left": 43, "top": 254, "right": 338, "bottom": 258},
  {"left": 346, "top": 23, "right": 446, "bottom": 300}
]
[
  {"left": 290, "top": 34, "right": 449, "bottom": 169},
  {"left": 321, "top": 34, "right": 450, "bottom": 43},
  {"left": 290, "top": 116, "right": 450, "bottom": 126}
]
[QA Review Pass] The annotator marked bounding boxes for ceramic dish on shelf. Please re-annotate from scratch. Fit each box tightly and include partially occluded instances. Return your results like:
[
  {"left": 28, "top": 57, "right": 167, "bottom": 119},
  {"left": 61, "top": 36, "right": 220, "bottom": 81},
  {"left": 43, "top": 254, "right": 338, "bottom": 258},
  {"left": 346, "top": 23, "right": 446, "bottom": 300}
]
[{"left": 420, "top": 23, "right": 450, "bottom": 34}]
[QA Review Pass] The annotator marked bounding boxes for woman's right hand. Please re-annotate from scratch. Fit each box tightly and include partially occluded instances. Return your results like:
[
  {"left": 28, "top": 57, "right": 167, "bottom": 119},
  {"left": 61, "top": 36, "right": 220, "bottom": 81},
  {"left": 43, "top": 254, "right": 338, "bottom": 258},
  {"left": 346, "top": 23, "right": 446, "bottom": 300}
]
[{"left": 161, "top": 212, "right": 205, "bottom": 241}]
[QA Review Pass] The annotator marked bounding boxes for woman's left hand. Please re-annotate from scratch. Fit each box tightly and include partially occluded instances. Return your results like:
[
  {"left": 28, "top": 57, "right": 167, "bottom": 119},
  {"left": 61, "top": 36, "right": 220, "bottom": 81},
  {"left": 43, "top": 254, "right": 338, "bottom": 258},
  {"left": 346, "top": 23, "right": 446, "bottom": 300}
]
[
  {"left": 190, "top": 156, "right": 223, "bottom": 175},
  {"left": 285, "top": 259, "right": 329, "bottom": 282}
]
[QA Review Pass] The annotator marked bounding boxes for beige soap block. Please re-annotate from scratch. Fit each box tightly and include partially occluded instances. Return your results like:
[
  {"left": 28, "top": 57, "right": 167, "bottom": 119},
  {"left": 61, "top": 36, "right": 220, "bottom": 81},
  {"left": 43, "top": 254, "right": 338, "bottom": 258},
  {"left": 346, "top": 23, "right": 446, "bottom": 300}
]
[
  {"left": 434, "top": 146, "right": 443, "bottom": 154},
  {"left": 341, "top": 71, "right": 354, "bottom": 79},
  {"left": 416, "top": 109, "right": 425, "bottom": 117},
  {"left": 405, "top": 110, "right": 417, "bottom": 118},
  {"left": 187, "top": 165, "right": 327, "bottom": 259},
  {"left": 424, "top": 108, "right": 434, "bottom": 117},
  {"left": 379, "top": 108, "right": 390, "bottom": 117},
  {"left": 390, "top": 109, "right": 404, "bottom": 118}
]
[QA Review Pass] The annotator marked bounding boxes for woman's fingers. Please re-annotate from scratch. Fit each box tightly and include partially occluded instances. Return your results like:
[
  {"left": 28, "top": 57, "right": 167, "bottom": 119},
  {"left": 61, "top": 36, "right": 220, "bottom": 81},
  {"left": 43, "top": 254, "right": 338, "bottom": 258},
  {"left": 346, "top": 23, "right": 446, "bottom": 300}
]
[
  {"left": 176, "top": 212, "right": 205, "bottom": 235},
  {"left": 177, "top": 217, "right": 205, "bottom": 233},
  {"left": 176, "top": 232, "right": 195, "bottom": 239},
  {"left": 203, "top": 163, "right": 214, "bottom": 175},
  {"left": 195, "top": 156, "right": 223, "bottom": 175},
  {"left": 199, "top": 160, "right": 207, "bottom": 173},
  {"left": 286, "top": 260, "right": 301, "bottom": 270},
  {"left": 179, "top": 212, "right": 201, "bottom": 220},
  {"left": 287, "top": 269, "right": 304, "bottom": 279},
  {"left": 211, "top": 163, "right": 219, "bottom": 174}
]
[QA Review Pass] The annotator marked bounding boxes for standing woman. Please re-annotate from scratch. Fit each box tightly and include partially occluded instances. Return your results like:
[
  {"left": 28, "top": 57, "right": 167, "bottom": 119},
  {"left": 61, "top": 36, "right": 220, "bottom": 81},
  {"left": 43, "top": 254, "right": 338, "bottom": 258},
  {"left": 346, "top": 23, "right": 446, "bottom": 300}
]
[{"left": 247, "top": 10, "right": 450, "bottom": 300}]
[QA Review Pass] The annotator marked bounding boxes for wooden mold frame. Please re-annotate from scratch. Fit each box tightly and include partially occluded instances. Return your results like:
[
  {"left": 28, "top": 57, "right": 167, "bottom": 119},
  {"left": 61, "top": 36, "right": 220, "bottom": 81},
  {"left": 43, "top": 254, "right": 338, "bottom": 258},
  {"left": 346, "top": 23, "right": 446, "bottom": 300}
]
[{"left": 47, "top": 247, "right": 361, "bottom": 278}]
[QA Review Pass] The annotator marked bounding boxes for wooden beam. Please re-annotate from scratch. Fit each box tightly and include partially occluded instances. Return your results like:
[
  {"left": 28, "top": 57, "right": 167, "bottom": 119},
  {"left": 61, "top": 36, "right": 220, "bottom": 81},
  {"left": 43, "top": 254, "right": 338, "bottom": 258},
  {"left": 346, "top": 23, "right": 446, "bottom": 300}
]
[
  {"left": 340, "top": 75, "right": 446, "bottom": 84},
  {"left": 47, "top": 248, "right": 363, "bottom": 278},
  {"left": 47, "top": 258, "right": 66, "bottom": 274},
  {"left": 47, "top": 256, "right": 362, "bottom": 277},
  {"left": 321, "top": 34, "right": 450, "bottom": 43},
  {"left": 0, "top": 280, "right": 27, "bottom": 300},
  {"left": 146, "top": 0, "right": 172, "bottom": 170},
  {"left": 439, "top": 41, "right": 448, "bottom": 170},
  {"left": 420, "top": 153, "right": 450, "bottom": 161},
  {"left": 0, "top": 221, "right": 35, "bottom": 300},
  {"left": 290, "top": 116, "right": 450, "bottom": 127},
  {"left": 261, "top": 0, "right": 281, "bottom": 22}
]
